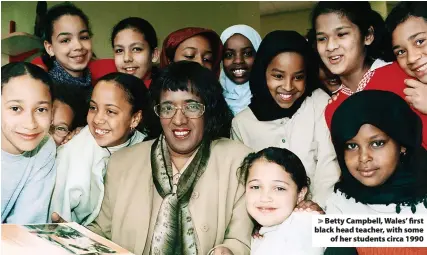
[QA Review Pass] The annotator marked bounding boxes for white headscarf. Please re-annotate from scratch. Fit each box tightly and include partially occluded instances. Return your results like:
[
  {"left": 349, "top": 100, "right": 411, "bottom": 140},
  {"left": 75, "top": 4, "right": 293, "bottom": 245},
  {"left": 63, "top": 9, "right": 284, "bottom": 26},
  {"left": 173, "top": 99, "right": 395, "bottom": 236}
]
[{"left": 220, "top": 24, "right": 262, "bottom": 115}]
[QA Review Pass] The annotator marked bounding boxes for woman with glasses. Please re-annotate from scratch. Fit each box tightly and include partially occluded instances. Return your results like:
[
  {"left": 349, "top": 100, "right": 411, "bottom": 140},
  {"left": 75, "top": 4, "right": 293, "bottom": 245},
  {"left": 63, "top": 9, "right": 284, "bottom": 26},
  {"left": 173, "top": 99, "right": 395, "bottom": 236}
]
[
  {"left": 84, "top": 61, "right": 253, "bottom": 255},
  {"left": 50, "top": 72, "right": 148, "bottom": 226}
]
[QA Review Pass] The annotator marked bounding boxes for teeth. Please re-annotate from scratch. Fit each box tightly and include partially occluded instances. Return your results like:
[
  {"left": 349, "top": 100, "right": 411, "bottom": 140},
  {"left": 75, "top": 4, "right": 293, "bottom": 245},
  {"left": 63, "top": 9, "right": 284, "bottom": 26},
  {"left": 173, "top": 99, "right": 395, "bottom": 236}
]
[
  {"left": 125, "top": 67, "right": 137, "bottom": 71},
  {"left": 95, "top": 129, "right": 109, "bottom": 135},
  {"left": 331, "top": 56, "right": 340, "bottom": 60},
  {"left": 279, "top": 93, "right": 292, "bottom": 100},
  {"left": 174, "top": 131, "right": 189, "bottom": 136},
  {"left": 232, "top": 69, "right": 246, "bottom": 76},
  {"left": 416, "top": 63, "right": 427, "bottom": 72},
  {"left": 258, "top": 208, "right": 275, "bottom": 212}
]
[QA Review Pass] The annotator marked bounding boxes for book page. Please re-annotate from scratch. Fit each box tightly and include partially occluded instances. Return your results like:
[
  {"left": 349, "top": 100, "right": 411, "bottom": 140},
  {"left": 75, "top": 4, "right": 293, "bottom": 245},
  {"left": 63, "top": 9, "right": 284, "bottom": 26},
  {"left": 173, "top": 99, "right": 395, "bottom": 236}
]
[{"left": 1, "top": 223, "right": 134, "bottom": 255}]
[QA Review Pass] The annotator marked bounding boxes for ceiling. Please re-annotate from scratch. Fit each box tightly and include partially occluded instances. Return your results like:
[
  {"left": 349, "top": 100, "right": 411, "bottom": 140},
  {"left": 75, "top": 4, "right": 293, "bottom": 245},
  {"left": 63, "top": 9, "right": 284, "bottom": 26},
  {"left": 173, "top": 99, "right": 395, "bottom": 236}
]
[{"left": 259, "top": 1, "right": 317, "bottom": 16}]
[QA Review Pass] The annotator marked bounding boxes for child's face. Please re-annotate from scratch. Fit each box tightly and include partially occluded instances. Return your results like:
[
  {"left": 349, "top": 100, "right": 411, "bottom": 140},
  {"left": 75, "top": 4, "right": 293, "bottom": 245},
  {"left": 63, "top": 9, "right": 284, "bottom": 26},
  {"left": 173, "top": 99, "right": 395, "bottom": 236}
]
[
  {"left": 50, "top": 100, "right": 74, "bottom": 146},
  {"left": 344, "top": 124, "right": 404, "bottom": 187},
  {"left": 392, "top": 16, "right": 427, "bottom": 83},
  {"left": 265, "top": 52, "right": 306, "bottom": 109},
  {"left": 114, "top": 28, "right": 159, "bottom": 80},
  {"left": 315, "top": 13, "right": 373, "bottom": 77},
  {"left": 319, "top": 66, "right": 341, "bottom": 93},
  {"left": 174, "top": 35, "right": 213, "bottom": 70},
  {"left": 44, "top": 15, "right": 92, "bottom": 77},
  {"left": 87, "top": 81, "right": 141, "bottom": 147},
  {"left": 1, "top": 75, "right": 52, "bottom": 154},
  {"left": 223, "top": 34, "right": 255, "bottom": 84},
  {"left": 245, "top": 159, "right": 306, "bottom": 227}
]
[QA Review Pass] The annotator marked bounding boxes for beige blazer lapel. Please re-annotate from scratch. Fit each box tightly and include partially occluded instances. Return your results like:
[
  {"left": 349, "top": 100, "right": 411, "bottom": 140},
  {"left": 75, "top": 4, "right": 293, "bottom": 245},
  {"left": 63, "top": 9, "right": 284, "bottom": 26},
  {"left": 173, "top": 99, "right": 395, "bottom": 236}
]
[{"left": 115, "top": 156, "right": 154, "bottom": 255}]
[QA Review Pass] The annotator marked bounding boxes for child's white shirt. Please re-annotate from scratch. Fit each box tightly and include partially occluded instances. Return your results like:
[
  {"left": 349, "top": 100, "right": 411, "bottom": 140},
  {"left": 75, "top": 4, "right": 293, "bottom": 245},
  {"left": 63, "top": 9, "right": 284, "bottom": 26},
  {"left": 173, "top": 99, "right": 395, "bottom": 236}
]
[{"left": 251, "top": 211, "right": 324, "bottom": 255}]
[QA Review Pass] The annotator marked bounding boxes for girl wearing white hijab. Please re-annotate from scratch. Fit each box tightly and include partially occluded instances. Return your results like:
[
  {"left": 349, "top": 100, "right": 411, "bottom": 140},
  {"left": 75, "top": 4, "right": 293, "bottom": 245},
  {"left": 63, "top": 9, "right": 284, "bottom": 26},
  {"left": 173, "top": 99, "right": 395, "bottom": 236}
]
[{"left": 220, "top": 24, "right": 262, "bottom": 115}]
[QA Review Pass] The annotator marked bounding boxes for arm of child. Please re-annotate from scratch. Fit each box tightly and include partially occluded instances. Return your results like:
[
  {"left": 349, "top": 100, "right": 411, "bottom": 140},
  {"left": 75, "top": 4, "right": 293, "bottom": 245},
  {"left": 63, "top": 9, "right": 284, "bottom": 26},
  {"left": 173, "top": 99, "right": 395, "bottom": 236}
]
[
  {"left": 49, "top": 143, "right": 83, "bottom": 222},
  {"left": 86, "top": 151, "right": 120, "bottom": 239},
  {"left": 6, "top": 137, "right": 56, "bottom": 224},
  {"left": 404, "top": 79, "right": 427, "bottom": 114},
  {"left": 312, "top": 92, "right": 341, "bottom": 208}
]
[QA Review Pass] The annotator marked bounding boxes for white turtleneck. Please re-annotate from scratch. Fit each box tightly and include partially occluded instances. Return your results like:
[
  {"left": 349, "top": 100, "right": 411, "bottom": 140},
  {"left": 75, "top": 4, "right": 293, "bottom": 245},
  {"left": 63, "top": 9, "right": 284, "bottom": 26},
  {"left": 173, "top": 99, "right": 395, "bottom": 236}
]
[{"left": 251, "top": 211, "right": 324, "bottom": 255}]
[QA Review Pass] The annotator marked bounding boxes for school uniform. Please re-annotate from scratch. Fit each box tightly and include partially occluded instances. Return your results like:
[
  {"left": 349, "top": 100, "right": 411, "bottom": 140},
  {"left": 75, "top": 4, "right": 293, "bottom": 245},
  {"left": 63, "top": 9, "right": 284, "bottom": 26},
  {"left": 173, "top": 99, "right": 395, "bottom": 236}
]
[
  {"left": 325, "top": 59, "right": 427, "bottom": 149},
  {"left": 231, "top": 30, "right": 340, "bottom": 208},
  {"left": 232, "top": 89, "right": 340, "bottom": 207},
  {"left": 327, "top": 90, "right": 427, "bottom": 255}
]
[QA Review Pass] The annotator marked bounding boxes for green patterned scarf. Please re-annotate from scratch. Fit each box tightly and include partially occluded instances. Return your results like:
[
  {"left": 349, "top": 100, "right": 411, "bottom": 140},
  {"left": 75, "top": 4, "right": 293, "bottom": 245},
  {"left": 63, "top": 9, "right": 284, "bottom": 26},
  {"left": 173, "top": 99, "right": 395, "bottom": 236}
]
[{"left": 150, "top": 134, "right": 211, "bottom": 255}]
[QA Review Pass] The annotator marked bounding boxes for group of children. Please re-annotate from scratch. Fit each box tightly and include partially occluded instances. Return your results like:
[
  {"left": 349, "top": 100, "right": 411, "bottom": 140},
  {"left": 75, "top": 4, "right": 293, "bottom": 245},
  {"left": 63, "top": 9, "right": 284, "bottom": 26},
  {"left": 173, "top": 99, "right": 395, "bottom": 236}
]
[{"left": 2, "top": 1, "right": 427, "bottom": 254}]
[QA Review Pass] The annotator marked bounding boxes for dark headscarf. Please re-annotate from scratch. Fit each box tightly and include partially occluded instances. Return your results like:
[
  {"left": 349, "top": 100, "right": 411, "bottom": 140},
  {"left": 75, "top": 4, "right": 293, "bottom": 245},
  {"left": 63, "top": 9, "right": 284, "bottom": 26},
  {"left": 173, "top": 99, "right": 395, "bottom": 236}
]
[
  {"left": 331, "top": 90, "right": 427, "bottom": 213},
  {"left": 159, "top": 27, "right": 223, "bottom": 78},
  {"left": 248, "top": 30, "right": 319, "bottom": 121}
]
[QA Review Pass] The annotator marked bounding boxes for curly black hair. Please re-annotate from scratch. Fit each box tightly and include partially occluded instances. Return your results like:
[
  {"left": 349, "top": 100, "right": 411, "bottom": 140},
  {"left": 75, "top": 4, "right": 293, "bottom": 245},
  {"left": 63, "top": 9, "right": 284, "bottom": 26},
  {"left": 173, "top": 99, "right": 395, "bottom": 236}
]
[{"left": 145, "top": 61, "right": 233, "bottom": 141}]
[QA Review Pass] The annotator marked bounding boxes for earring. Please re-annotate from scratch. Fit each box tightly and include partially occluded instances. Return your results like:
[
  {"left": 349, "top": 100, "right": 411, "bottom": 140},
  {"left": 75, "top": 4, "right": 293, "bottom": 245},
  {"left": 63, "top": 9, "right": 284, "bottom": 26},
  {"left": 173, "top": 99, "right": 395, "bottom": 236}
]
[{"left": 400, "top": 150, "right": 407, "bottom": 164}]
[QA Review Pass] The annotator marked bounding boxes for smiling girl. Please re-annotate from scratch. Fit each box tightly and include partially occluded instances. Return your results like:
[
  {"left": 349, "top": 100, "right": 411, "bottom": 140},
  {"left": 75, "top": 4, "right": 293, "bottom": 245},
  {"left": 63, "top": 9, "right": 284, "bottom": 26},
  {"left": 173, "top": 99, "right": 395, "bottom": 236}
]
[
  {"left": 32, "top": 3, "right": 117, "bottom": 86},
  {"left": 1, "top": 62, "right": 56, "bottom": 224},
  {"left": 220, "top": 24, "right": 262, "bottom": 115},
  {"left": 50, "top": 72, "right": 148, "bottom": 225},
  {"left": 386, "top": 2, "right": 427, "bottom": 84},
  {"left": 111, "top": 17, "right": 159, "bottom": 88},
  {"left": 325, "top": 90, "right": 427, "bottom": 255},
  {"left": 160, "top": 27, "right": 223, "bottom": 78},
  {"left": 311, "top": 2, "right": 427, "bottom": 149},
  {"left": 386, "top": 2, "right": 427, "bottom": 115},
  {"left": 40, "top": 3, "right": 93, "bottom": 86},
  {"left": 231, "top": 30, "right": 340, "bottom": 207},
  {"left": 239, "top": 147, "right": 323, "bottom": 255}
]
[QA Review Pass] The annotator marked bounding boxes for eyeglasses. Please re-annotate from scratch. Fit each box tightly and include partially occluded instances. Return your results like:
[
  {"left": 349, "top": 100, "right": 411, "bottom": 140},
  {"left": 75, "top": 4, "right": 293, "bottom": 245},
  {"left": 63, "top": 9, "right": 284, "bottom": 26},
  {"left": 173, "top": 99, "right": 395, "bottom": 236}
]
[
  {"left": 49, "top": 124, "right": 70, "bottom": 137},
  {"left": 154, "top": 102, "right": 205, "bottom": 119}
]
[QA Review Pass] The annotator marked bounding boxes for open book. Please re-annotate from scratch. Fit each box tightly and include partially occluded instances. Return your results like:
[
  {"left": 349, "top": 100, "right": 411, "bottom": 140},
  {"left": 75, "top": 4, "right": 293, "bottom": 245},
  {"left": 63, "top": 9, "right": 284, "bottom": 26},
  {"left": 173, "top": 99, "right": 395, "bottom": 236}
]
[{"left": 1, "top": 222, "right": 134, "bottom": 255}]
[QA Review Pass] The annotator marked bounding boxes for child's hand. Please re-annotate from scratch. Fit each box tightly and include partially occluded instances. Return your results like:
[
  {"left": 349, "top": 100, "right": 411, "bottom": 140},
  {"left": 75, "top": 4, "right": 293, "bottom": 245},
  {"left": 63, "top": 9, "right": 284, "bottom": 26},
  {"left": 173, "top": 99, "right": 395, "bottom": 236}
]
[
  {"left": 328, "top": 93, "right": 339, "bottom": 104},
  {"left": 404, "top": 79, "right": 427, "bottom": 114},
  {"left": 51, "top": 212, "right": 68, "bottom": 223},
  {"left": 60, "top": 126, "right": 83, "bottom": 145},
  {"left": 211, "top": 246, "right": 233, "bottom": 255},
  {"left": 294, "top": 200, "right": 325, "bottom": 214}
]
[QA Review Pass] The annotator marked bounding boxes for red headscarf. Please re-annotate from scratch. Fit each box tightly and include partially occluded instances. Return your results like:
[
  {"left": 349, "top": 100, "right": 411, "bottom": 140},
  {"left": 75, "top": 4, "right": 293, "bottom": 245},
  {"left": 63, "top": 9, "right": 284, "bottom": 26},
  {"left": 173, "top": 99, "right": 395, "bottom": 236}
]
[{"left": 160, "top": 27, "right": 223, "bottom": 78}]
